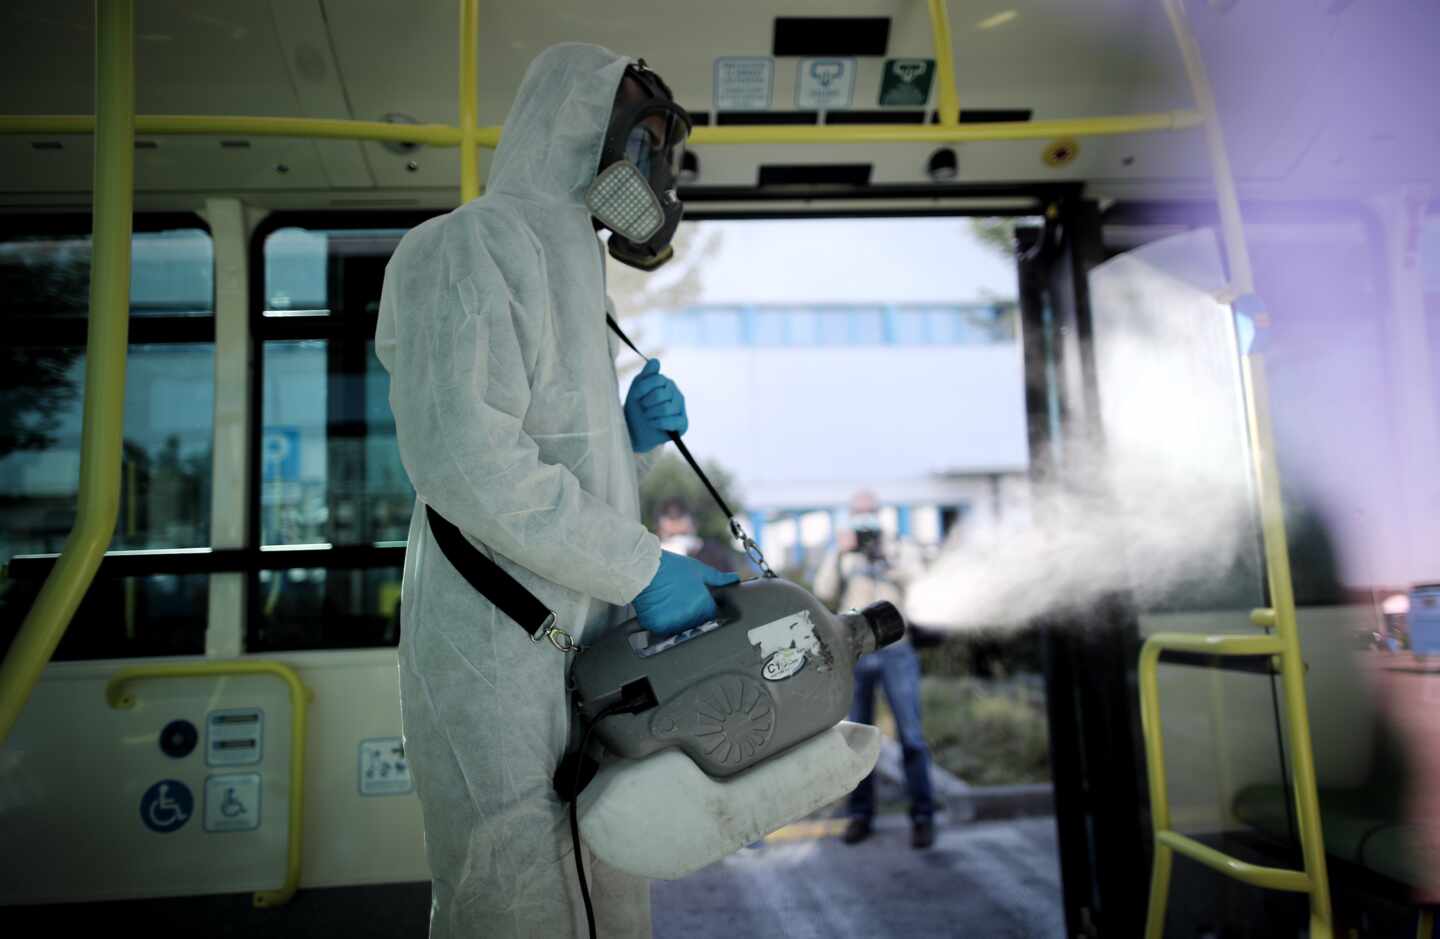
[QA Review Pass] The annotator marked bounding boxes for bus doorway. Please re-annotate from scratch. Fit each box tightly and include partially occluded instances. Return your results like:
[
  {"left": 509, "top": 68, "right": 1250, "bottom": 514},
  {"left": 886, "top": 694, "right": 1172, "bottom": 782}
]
[{"left": 601, "top": 210, "right": 1065, "bottom": 936}]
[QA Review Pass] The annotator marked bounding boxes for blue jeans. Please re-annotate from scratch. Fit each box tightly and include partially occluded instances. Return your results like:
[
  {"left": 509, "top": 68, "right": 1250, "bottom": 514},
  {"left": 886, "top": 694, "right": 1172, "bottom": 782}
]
[{"left": 848, "top": 642, "right": 936, "bottom": 822}]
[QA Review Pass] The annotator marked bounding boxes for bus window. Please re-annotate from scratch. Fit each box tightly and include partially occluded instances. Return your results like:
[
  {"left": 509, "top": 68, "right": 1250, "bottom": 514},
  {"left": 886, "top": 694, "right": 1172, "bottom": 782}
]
[
  {"left": 249, "top": 221, "right": 423, "bottom": 652},
  {"left": 0, "top": 219, "right": 215, "bottom": 660},
  {"left": 253, "top": 565, "right": 402, "bottom": 651}
]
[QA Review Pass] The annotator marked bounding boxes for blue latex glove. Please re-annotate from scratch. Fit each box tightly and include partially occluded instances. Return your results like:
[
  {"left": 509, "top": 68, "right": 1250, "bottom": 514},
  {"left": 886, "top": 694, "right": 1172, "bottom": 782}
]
[
  {"left": 634, "top": 551, "right": 740, "bottom": 636},
  {"left": 623, "top": 358, "right": 688, "bottom": 453}
]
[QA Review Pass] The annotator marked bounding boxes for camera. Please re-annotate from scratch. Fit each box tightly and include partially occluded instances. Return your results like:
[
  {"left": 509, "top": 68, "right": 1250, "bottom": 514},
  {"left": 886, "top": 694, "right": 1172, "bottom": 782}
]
[{"left": 854, "top": 526, "right": 883, "bottom": 559}]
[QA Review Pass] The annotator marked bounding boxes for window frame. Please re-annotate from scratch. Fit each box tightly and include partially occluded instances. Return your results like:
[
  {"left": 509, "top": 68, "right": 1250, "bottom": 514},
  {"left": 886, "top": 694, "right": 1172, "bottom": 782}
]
[
  {"left": 243, "top": 211, "right": 439, "bottom": 650},
  {"left": 0, "top": 211, "right": 220, "bottom": 659},
  {"left": 1, "top": 211, "right": 217, "bottom": 347},
  {"left": 237, "top": 205, "right": 1048, "bottom": 650},
  {"left": 1, "top": 211, "right": 426, "bottom": 655},
  {"left": 5, "top": 205, "right": 1045, "bottom": 655}
]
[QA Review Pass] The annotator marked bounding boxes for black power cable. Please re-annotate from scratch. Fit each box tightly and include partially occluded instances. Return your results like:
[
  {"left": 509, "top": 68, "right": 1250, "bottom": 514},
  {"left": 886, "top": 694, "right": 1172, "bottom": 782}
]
[
  {"left": 570, "top": 715, "right": 607, "bottom": 939},
  {"left": 565, "top": 682, "right": 658, "bottom": 939}
]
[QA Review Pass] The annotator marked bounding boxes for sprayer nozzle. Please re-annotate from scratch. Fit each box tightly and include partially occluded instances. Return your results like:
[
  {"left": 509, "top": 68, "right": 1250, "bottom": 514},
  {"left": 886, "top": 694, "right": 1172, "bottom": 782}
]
[{"left": 861, "top": 601, "right": 906, "bottom": 649}]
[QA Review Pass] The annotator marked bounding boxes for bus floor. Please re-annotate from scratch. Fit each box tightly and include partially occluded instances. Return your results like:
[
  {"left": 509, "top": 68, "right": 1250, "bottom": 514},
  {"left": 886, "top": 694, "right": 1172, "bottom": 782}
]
[{"left": 6, "top": 815, "right": 1063, "bottom": 938}]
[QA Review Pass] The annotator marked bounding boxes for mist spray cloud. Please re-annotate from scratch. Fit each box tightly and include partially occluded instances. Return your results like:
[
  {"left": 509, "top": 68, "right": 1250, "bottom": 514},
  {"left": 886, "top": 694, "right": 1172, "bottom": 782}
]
[{"left": 908, "top": 231, "right": 1261, "bottom": 632}]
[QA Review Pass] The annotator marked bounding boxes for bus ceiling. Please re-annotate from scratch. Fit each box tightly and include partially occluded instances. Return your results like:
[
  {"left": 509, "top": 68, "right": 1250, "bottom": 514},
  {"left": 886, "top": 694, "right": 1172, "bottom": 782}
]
[{"left": 5, "top": 0, "right": 1428, "bottom": 212}]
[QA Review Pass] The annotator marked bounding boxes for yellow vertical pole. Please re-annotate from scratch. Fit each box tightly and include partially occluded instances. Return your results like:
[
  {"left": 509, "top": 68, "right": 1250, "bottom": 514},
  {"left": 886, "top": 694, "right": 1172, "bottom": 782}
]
[
  {"left": 1243, "top": 356, "right": 1334, "bottom": 939},
  {"left": 927, "top": 0, "right": 959, "bottom": 125},
  {"left": 1139, "top": 642, "right": 1174, "bottom": 938},
  {"left": 1161, "top": 0, "right": 1253, "bottom": 296},
  {"left": 458, "top": 0, "right": 480, "bottom": 202},
  {"left": 0, "top": 0, "right": 135, "bottom": 742}
]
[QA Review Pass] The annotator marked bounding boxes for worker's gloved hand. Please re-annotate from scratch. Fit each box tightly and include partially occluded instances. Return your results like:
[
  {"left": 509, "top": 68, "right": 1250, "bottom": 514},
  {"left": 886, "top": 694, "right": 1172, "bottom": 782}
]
[
  {"left": 623, "top": 358, "right": 688, "bottom": 453},
  {"left": 634, "top": 551, "right": 740, "bottom": 636}
]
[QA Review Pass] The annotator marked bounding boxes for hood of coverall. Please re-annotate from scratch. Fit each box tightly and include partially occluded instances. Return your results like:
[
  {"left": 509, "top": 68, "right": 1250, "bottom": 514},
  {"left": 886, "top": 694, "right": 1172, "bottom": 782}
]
[{"left": 486, "top": 43, "right": 631, "bottom": 205}]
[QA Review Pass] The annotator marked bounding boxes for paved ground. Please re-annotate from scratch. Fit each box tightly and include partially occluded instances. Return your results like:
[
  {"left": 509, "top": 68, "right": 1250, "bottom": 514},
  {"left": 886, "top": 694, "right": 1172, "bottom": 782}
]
[
  {"left": 652, "top": 815, "right": 1064, "bottom": 939},
  {"left": 9, "top": 815, "right": 1064, "bottom": 937}
]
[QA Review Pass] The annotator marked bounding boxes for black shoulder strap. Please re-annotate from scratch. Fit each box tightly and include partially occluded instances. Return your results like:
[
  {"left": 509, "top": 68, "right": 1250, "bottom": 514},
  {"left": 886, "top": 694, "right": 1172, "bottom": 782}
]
[
  {"left": 422, "top": 313, "right": 767, "bottom": 645},
  {"left": 424, "top": 504, "right": 554, "bottom": 640}
]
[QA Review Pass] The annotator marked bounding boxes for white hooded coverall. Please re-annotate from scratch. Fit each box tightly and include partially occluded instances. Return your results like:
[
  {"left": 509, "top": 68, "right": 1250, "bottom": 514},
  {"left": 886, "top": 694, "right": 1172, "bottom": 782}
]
[{"left": 375, "top": 44, "right": 663, "bottom": 938}]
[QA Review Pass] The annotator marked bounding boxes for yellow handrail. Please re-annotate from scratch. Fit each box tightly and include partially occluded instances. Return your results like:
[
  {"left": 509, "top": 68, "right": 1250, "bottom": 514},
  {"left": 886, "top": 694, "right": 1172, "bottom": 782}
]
[
  {"left": 458, "top": 0, "right": 481, "bottom": 201},
  {"left": 0, "top": 110, "right": 1201, "bottom": 149},
  {"left": 0, "top": 114, "right": 471, "bottom": 146},
  {"left": 1156, "top": 831, "right": 1311, "bottom": 892},
  {"left": 1142, "top": 632, "right": 1283, "bottom": 659},
  {"left": 1243, "top": 354, "right": 1334, "bottom": 928},
  {"left": 106, "top": 660, "right": 312, "bottom": 909},
  {"left": 0, "top": 0, "right": 135, "bottom": 743},
  {"left": 927, "top": 0, "right": 960, "bottom": 125},
  {"left": 692, "top": 111, "right": 1201, "bottom": 145},
  {"left": 1162, "top": 0, "right": 1254, "bottom": 297},
  {"left": 1138, "top": 3, "right": 1334, "bottom": 937},
  {"left": 0, "top": 0, "right": 1201, "bottom": 159},
  {"left": 1137, "top": 355, "right": 1333, "bottom": 939}
]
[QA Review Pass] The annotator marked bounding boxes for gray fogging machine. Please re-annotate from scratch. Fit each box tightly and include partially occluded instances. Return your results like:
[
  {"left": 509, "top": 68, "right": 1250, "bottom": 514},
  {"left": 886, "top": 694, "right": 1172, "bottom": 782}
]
[
  {"left": 572, "top": 577, "right": 904, "bottom": 878},
  {"left": 423, "top": 315, "right": 906, "bottom": 896}
]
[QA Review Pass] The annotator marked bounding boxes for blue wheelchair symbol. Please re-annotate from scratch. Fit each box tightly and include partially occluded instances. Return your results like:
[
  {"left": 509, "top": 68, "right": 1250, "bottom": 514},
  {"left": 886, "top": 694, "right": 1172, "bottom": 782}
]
[{"left": 140, "top": 779, "right": 194, "bottom": 833}]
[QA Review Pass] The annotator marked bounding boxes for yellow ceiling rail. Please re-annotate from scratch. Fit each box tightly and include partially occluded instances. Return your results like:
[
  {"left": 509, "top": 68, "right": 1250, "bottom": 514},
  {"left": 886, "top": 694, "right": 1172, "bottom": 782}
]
[
  {"left": 688, "top": 111, "right": 1200, "bottom": 146},
  {"left": 458, "top": 0, "right": 481, "bottom": 201},
  {"left": 0, "top": 114, "right": 468, "bottom": 146},
  {"left": 1, "top": 110, "right": 1198, "bottom": 149},
  {"left": 107, "top": 660, "right": 312, "bottom": 908},
  {"left": 0, "top": 0, "right": 135, "bottom": 744},
  {"left": 1163, "top": 0, "right": 1254, "bottom": 297},
  {"left": 927, "top": 0, "right": 960, "bottom": 125}
]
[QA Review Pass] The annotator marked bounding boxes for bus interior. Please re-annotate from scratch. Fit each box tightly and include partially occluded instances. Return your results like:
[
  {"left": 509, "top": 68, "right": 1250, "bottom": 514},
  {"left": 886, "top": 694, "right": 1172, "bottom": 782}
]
[{"left": 2, "top": 2, "right": 1439, "bottom": 937}]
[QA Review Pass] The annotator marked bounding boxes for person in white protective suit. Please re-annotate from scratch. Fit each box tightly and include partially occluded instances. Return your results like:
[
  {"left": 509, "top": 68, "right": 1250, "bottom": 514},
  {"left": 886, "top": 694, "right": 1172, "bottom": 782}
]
[{"left": 376, "top": 44, "right": 738, "bottom": 939}]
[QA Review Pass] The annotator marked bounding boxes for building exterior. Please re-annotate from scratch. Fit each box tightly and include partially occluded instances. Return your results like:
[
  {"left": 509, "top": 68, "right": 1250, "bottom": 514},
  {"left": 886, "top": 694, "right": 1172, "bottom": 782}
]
[{"left": 630, "top": 301, "right": 1030, "bottom": 572}]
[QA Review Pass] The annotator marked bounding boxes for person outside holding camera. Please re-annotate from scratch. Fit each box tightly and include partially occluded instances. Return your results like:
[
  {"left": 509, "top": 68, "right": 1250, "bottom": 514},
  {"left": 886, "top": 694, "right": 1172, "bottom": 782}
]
[{"left": 814, "top": 490, "right": 938, "bottom": 849}]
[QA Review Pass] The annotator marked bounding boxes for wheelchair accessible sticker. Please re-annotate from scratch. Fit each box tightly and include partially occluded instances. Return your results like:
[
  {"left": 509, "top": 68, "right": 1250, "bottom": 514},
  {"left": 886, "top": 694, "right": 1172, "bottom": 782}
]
[{"left": 140, "top": 779, "right": 194, "bottom": 833}]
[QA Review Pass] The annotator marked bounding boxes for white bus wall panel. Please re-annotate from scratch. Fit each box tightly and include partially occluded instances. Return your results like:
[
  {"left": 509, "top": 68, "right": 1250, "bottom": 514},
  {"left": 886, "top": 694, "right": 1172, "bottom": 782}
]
[
  {"left": 279, "top": 649, "right": 428, "bottom": 889},
  {"left": 0, "top": 668, "right": 294, "bottom": 903},
  {"left": 0, "top": 649, "right": 429, "bottom": 904}
]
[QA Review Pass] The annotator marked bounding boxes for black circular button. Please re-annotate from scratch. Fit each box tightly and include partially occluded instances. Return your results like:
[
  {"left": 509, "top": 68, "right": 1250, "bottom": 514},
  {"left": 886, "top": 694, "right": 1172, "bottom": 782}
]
[{"left": 159, "top": 719, "right": 198, "bottom": 759}]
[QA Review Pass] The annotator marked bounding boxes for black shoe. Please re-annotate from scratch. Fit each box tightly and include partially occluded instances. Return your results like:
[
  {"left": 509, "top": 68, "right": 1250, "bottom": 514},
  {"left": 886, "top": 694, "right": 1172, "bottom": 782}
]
[
  {"left": 841, "top": 818, "right": 872, "bottom": 845},
  {"left": 911, "top": 818, "right": 935, "bottom": 849}
]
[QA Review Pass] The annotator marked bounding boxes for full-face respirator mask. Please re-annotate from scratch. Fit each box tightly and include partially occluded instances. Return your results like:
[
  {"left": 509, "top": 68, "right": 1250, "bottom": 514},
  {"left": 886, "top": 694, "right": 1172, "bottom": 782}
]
[{"left": 586, "top": 60, "right": 691, "bottom": 271}]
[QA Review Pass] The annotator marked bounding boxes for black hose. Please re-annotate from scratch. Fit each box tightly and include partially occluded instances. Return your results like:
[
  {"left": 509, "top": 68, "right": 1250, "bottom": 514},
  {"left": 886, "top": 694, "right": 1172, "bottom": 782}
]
[
  {"left": 570, "top": 721, "right": 599, "bottom": 939},
  {"left": 569, "top": 701, "right": 625, "bottom": 939}
]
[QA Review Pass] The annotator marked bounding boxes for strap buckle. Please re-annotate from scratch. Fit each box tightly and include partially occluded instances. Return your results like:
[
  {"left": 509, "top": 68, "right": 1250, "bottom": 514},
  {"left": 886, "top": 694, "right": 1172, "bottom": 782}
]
[
  {"left": 530, "top": 612, "right": 582, "bottom": 653},
  {"left": 729, "top": 518, "right": 777, "bottom": 579}
]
